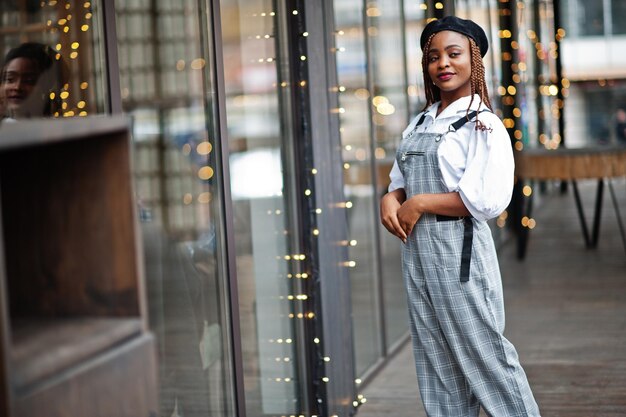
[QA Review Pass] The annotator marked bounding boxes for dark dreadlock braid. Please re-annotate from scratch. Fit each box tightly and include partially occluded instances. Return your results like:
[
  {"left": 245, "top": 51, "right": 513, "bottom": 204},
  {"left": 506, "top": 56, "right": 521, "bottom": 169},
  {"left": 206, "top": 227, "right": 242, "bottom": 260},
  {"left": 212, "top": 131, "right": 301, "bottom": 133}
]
[
  {"left": 467, "top": 37, "right": 492, "bottom": 112},
  {"left": 467, "top": 37, "right": 493, "bottom": 131},
  {"left": 421, "top": 34, "right": 493, "bottom": 130},
  {"left": 421, "top": 34, "right": 440, "bottom": 109}
]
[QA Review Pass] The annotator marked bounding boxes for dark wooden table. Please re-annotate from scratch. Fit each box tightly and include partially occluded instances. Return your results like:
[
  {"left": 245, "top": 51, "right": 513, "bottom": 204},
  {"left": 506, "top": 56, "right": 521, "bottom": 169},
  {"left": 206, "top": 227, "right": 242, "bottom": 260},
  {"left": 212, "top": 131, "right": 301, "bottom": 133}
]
[{"left": 514, "top": 145, "right": 626, "bottom": 259}]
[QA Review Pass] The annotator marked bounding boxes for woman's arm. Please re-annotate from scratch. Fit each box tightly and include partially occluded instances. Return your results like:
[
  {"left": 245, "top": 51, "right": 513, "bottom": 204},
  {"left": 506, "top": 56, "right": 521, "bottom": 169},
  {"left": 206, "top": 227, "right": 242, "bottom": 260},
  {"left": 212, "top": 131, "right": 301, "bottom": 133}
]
[
  {"left": 397, "top": 192, "right": 470, "bottom": 237},
  {"left": 380, "top": 188, "right": 408, "bottom": 242}
]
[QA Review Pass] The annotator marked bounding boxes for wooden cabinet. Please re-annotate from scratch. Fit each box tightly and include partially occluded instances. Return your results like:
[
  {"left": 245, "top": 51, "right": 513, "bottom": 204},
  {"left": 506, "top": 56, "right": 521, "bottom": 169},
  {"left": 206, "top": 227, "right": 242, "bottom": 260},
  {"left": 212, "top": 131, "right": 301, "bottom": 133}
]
[{"left": 0, "top": 116, "right": 158, "bottom": 417}]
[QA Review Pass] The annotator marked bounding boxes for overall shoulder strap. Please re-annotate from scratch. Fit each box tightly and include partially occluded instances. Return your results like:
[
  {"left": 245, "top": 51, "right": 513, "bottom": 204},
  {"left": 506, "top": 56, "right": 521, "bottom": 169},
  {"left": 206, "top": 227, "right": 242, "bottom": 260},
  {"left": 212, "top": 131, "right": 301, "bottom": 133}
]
[
  {"left": 415, "top": 112, "right": 428, "bottom": 128},
  {"left": 404, "top": 112, "right": 428, "bottom": 137},
  {"left": 450, "top": 109, "right": 491, "bottom": 131}
]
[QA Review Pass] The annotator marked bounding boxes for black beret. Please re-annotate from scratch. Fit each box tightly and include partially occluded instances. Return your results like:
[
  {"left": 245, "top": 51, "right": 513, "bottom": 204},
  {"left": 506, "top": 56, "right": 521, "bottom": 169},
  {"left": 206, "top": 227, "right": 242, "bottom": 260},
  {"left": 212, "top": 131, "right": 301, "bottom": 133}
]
[{"left": 420, "top": 16, "right": 489, "bottom": 57}]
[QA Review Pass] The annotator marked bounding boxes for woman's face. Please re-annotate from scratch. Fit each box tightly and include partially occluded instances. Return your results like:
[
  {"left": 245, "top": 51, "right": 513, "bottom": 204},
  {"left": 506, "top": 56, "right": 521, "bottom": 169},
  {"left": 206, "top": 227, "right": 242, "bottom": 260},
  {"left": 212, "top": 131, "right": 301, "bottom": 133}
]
[
  {"left": 427, "top": 30, "right": 472, "bottom": 103},
  {"left": 1, "top": 57, "right": 43, "bottom": 118}
]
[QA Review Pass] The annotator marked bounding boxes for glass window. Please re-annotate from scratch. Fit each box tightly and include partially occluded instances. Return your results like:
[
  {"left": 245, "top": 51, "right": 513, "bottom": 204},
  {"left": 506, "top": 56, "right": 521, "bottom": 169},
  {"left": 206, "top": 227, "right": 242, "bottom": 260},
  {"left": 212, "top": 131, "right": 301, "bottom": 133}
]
[
  {"left": 585, "top": 87, "right": 619, "bottom": 145},
  {"left": 368, "top": 0, "right": 410, "bottom": 351},
  {"left": 611, "top": 0, "right": 626, "bottom": 35},
  {"left": 334, "top": 0, "right": 384, "bottom": 377},
  {"left": 562, "top": 0, "right": 609, "bottom": 37},
  {"left": 0, "top": 0, "right": 108, "bottom": 121},
  {"left": 220, "top": 1, "right": 301, "bottom": 415},
  {"left": 578, "top": 0, "right": 604, "bottom": 36},
  {"left": 116, "top": 1, "right": 236, "bottom": 416},
  {"left": 404, "top": 1, "right": 427, "bottom": 117}
]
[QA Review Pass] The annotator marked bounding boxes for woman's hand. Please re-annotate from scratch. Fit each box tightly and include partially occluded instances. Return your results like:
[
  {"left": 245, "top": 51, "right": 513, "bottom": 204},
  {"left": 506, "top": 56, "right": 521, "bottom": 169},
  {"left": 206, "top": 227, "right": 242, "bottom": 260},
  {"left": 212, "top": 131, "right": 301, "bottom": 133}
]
[
  {"left": 383, "top": 191, "right": 468, "bottom": 241},
  {"left": 397, "top": 195, "right": 424, "bottom": 238},
  {"left": 380, "top": 189, "right": 408, "bottom": 242}
]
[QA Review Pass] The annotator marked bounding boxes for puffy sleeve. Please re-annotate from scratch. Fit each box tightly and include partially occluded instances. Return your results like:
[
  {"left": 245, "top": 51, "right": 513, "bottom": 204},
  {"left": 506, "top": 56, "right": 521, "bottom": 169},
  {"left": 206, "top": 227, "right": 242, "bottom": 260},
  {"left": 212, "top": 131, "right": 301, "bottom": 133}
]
[
  {"left": 457, "top": 114, "right": 514, "bottom": 221},
  {"left": 388, "top": 159, "right": 405, "bottom": 192}
]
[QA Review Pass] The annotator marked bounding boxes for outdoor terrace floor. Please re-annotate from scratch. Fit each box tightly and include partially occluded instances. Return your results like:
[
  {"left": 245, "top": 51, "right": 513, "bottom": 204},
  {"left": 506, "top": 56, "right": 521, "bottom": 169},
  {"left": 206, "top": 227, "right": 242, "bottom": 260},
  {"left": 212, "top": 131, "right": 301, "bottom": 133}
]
[{"left": 356, "top": 178, "right": 626, "bottom": 417}]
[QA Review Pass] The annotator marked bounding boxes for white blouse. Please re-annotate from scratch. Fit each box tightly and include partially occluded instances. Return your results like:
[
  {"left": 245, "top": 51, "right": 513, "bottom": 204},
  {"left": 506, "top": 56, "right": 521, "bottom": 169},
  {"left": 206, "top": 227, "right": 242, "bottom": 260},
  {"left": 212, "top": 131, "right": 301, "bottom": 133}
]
[{"left": 388, "top": 94, "right": 514, "bottom": 222}]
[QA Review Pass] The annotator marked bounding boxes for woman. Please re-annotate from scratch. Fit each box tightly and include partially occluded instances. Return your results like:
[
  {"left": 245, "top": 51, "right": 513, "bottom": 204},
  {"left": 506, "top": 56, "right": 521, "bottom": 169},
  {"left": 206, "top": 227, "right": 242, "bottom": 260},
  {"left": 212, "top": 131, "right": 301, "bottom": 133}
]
[
  {"left": 0, "top": 42, "right": 65, "bottom": 120},
  {"left": 380, "top": 16, "right": 540, "bottom": 416}
]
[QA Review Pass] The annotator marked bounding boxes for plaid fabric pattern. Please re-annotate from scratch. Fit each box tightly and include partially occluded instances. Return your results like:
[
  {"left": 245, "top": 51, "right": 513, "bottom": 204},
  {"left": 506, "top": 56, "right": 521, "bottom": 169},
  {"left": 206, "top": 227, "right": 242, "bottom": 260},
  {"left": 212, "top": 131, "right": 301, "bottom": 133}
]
[{"left": 397, "top": 128, "right": 540, "bottom": 417}]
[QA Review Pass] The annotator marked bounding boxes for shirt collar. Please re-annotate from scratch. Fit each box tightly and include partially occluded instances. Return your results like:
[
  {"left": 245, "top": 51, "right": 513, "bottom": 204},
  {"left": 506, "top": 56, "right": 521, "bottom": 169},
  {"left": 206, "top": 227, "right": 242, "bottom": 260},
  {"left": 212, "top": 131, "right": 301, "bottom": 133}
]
[{"left": 424, "top": 94, "right": 486, "bottom": 121}]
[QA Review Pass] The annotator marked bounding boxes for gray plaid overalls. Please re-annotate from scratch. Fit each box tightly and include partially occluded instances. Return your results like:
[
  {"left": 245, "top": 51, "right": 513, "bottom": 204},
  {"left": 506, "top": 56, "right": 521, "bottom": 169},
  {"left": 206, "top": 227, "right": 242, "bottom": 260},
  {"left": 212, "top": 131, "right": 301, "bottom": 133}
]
[{"left": 397, "top": 112, "right": 540, "bottom": 417}]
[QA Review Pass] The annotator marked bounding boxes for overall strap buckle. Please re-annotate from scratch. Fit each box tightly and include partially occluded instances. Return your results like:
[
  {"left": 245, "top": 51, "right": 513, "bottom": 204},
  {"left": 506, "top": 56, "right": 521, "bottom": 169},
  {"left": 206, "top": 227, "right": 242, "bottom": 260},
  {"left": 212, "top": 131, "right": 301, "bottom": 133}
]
[{"left": 448, "top": 109, "right": 490, "bottom": 132}]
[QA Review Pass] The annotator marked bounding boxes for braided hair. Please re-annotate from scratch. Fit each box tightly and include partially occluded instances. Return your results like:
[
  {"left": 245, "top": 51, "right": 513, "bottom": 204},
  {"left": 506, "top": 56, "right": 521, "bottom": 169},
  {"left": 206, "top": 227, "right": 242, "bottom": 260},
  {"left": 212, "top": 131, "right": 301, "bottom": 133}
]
[{"left": 421, "top": 33, "right": 492, "bottom": 121}]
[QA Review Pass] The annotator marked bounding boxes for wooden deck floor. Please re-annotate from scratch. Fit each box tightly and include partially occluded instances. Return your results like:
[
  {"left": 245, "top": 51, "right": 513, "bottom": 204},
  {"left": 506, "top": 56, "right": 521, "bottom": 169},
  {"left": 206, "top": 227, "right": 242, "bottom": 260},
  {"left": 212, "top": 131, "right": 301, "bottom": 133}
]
[{"left": 356, "top": 179, "right": 626, "bottom": 417}]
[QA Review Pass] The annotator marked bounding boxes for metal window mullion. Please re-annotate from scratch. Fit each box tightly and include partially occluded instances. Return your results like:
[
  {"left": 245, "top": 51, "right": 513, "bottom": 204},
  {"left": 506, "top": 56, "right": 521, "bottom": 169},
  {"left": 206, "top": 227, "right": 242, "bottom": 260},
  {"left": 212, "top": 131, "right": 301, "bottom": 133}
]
[
  {"left": 533, "top": 0, "right": 547, "bottom": 147},
  {"left": 603, "top": 0, "right": 612, "bottom": 36},
  {"left": 206, "top": 0, "right": 247, "bottom": 416},
  {"left": 302, "top": 0, "right": 356, "bottom": 415},
  {"left": 142, "top": 0, "right": 171, "bottom": 235},
  {"left": 363, "top": 0, "right": 388, "bottom": 360},
  {"left": 190, "top": 1, "right": 242, "bottom": 415},
  {"left": 400, "top": 0, "right": 410, "bottom": 124},
  {"left": 275, "top": 0, "right": 314, "bottom": 413},
  {"left": 101, "top": 0, "right": 122, "bottom": 114},
  {"left": 444, "top": 0, "right": 455, "bottom": 16},
  {"left": 485, "top": 0, "right": 500, "bottom": 99},
  {"left": 552, "top": 0, "right": 566, "bottom": 148}
]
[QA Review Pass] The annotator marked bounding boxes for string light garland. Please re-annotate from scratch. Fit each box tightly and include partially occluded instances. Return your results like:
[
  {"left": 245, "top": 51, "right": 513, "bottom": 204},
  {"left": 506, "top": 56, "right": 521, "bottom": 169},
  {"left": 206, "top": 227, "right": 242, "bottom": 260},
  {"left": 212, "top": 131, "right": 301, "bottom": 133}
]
[
  {"left": 500, "top": 0, "right": 567, "bottom": 235},
  {"left": 37, "top": 1, "right": 94, "bottom": 118},
  {"left": 499, "top": 0, "right": 533, "bottom": 232},
  {"left": 283, "top": 1, "right": 373, "bottom": 414}
]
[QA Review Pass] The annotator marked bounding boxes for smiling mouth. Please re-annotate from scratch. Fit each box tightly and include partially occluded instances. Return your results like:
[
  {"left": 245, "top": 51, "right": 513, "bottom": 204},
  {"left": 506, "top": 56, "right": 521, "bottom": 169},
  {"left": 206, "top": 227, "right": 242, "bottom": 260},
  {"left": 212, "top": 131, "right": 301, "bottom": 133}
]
[
  {"left": 438, "top": 73, "right": 455, "bottom": 81},
  {"left": 6, "top": 95, "right": 26, "bottom": 104}
]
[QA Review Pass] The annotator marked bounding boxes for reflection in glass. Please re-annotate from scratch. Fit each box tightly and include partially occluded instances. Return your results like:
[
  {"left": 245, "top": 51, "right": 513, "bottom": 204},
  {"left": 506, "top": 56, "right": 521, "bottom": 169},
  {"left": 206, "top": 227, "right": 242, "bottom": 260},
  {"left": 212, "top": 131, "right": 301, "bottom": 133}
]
[
  {"left": 611, "top": 0, "right": 626, "bottom": 35},
  {"left": 1, "top": 42, "right": 67, "bottom": 119},
  {"left": 334, "top": 0, "right": 383, "bottom": 376},
  {"left": 117, "top": 1, "right": 235, "bottom": 416},
  {"left": 220, "top": 1, "right": 299, "bottom": 415},
  {"left": 368, "top": 0, "right": 410, "bottom": 349},
  {"left": 404, "top": 1, "right": 427, "bottom": 119},
  {"left": 0, "top": 0, "right": 107, "bottom": 120},
  {"left": 576, "top": 0, "right": 604, "bottom": 36}
]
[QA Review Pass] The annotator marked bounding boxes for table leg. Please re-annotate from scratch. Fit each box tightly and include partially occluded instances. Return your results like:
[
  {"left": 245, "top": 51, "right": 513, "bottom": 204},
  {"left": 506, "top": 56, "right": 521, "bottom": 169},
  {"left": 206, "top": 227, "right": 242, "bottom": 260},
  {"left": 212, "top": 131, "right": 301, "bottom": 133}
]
[
  {"left": 571, "top": 179, "right": 604, "bottom": 248},
  {"left": 591, "top": 179, "right": 604, "bottom": 247},
  {"left": 607, "top": 179, "right": 626, "bottom": 254}
]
